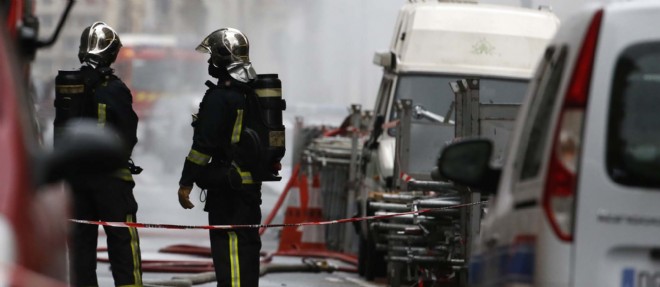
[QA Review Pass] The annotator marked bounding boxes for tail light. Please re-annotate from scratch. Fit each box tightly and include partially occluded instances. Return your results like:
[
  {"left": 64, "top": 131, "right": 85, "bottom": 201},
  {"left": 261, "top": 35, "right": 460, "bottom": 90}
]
[{"left": 543, "top": 10, "right": 603, "bottom": 242}]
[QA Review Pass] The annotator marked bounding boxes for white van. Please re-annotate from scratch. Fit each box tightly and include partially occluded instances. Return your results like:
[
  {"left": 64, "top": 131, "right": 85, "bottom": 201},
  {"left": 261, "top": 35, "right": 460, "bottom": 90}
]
[
  {"left": 357, "top": 1, "right": 558, "bottom": 283},
  {"left": 437, "top": 1, "right": 660, "bottom": 286},
  {"left": 368, "top": 1, "right": 559, "bottom": 187}
]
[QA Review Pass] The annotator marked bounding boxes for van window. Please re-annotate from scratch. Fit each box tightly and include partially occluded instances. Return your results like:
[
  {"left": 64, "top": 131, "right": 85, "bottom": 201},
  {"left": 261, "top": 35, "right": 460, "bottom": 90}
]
[
  {"left": 519, "top": 46, "right": 567, "bottom": 181},
  {"left": 607, "top": 42, "right": 660, "bottom": 188},
  {"left": 389, "top": 74, "right": 528, "bottom": 123}
]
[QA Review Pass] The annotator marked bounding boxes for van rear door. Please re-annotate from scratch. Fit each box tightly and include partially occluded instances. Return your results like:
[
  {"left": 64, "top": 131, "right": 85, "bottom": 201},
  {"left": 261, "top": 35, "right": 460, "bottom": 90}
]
[{"left": 574, "top": 4, "right": 660, "bottom": 286}]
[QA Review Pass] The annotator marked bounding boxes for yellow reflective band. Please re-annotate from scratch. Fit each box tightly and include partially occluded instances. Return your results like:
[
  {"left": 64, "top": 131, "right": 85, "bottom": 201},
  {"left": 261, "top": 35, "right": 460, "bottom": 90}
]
[
  {"left": 126, "top": 215, "right": 142, "bottom": 286},
  {"left": 233, "top": 164, "right": 253, "bottom": 185},
  {"left": 240, "top": 171, "right": 253, "bottom": 184},
  {"left": 56, "top": 84, "right": 84, "bottom": 94},
  {"left": 186, "top": 149, "right": 211, "bottom": 166},
  {"left": 255, "top": 88, "right": 282, "bottom": 98},
  {"left": 229, "top": 231, "right": 241, "bottom": 287},
  {"left": 115, "top": 168, "right": 134, "bottom": 182},
  {"left": 97, "top": 103, "right": 107, "bottom": 128},
  {"left": 231, "top": 109, "right": 244, "bottom": 144}
]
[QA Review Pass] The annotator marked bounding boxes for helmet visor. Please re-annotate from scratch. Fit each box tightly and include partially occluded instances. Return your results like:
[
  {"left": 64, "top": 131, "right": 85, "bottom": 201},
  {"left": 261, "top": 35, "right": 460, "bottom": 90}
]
[{"left": 195, "top": 35, "right": 212, "bottom": 54}]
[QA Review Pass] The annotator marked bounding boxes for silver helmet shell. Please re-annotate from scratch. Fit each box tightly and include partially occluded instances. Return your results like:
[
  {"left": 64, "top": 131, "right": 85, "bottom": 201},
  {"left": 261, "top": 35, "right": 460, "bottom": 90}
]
[
  {"left": 196, "top": 28, "right": 257, "bottom": 83},
  {"left": 78, "top": 22, "right": 122, "bottom": 67}
]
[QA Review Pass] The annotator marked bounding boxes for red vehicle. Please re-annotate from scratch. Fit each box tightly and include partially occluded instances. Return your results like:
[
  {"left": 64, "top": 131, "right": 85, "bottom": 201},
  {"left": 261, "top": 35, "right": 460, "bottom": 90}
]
[
  {"left": 0, "top": 20, "right": 62, "bottom": 286},
  {"left": 3, "top": 0, "right": 34, "bottom": 42},
  {"left": 1, "top": 1, "right": 123, "bottom": 285},
  {"left": 4, "top": 0, "right": 71, "bottom": 77},
  {"left": 113, "top": 34, "right": 207, "bottom": 119}
]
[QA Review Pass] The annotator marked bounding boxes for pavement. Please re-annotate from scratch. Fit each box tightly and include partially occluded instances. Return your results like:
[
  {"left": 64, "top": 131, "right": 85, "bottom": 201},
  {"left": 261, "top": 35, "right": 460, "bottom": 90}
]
[{"left": 92, "top": 152, "right": 385, "bottom": 287}]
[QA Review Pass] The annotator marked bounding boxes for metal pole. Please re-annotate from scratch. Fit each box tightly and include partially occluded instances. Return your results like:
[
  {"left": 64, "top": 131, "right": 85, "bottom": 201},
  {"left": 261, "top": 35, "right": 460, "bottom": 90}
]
[
  {"left": 393, "top": 99, "right": 412, "bottom": 190},
  {"left": 467, "top": 191, "right": 482, "bottom": 259},
  {"left": 343, "top": 104, "right": 362, "bottom": 253},
  {"left": 467, "top": 79, "right": 481, "bottom": 136},
  {"left": 451, "top": 78, "right": 480, "bottom": 138},
  {"left": 291, "top": 116, "right": 305, "bottom": 167}
]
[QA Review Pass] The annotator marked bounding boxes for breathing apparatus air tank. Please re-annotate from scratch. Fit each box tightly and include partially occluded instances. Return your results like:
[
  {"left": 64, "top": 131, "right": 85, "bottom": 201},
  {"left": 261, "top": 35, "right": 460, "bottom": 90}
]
[
  {"left": 238, "top": 74, "right": 286, "bottom": 181},
  {"left": 53, "top": 70, "right": 89, "bottom": 146}
]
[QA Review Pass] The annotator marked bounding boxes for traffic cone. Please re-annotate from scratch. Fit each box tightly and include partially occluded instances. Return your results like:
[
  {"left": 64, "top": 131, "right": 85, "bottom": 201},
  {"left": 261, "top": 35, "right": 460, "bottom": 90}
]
[
  {"left": 274, "top": 169, "right": 358, "bottom": 266},
  {"left": 276, "top": 170, "right": 305, "bottom": 251},
  {"left": 277, "top": 171, "right": 326, "bottom": 252},
  {"left": 299, "top": 174, "right": 326, "bottom": 250}
]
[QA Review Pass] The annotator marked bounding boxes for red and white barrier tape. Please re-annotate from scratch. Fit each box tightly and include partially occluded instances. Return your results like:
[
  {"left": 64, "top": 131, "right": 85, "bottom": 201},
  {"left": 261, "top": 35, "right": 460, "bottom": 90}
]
[
  {"left": 69, "top": 201, "right": 487, "bottom": 230},
  {"left": 400, "top": 172, "right": 414, "bottom": 182}
]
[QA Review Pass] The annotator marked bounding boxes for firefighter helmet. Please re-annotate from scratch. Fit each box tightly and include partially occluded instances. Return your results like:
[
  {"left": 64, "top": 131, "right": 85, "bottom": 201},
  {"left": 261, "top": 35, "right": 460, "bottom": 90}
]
[
  {"left": 196, "top": 28, "right": 257, "bottom": 83},
  {"left": 78, "top": 22, "right": 122, "bottom": 67}
]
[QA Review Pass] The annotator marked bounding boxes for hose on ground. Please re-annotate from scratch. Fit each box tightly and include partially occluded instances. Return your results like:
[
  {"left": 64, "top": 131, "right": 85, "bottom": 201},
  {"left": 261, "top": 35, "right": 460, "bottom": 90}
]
[
  {"left": 142, "top": 278, "right": 192, "bottom": 287},
  {"left": 172, "top": 272, "right": 216, "bottom": 285},
  {"left": 260, "top": 258, "right": 358, "bottom": 277},
  {"left": 142, "top": 258, "right": 357, "bottom": 286},
  {"left": 142, "top": 271, "right": 216, "bottom": 287}
]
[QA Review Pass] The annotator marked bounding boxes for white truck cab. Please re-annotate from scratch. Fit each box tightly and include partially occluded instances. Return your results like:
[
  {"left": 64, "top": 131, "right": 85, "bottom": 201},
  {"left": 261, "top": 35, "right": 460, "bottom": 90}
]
[
  {"left": 368, "top": 1, "right": 558, "bottom": 188},
  {"left": 437, "top": 1, "right": 660, "bottom": 286}
]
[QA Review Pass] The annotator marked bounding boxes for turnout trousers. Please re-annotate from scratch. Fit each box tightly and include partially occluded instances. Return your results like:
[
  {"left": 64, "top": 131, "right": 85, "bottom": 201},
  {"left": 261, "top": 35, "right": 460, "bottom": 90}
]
[
  {"left": 69, "top": 176, "right": 142, "bottom": 287},
  {"left": 206, "top": 183, "right": 262, "bottom": 287}
]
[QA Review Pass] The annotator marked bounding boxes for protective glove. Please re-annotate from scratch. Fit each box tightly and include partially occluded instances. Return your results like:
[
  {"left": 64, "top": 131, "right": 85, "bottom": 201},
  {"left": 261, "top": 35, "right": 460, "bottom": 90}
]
[{"left": 178, "top": 185, "right": 194, "bottom": 209}]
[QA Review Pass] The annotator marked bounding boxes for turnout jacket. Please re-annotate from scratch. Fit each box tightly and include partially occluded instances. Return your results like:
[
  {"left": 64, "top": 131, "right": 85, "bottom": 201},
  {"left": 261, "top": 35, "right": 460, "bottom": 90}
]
[
  {"left": 81, "top": 65, "right": 138, "bottom": 181},
  {"left": 179, "top": 79, "right": 254, "bottom": 187},
  {"left": 81, "top": 66, "right": 138, "bottom": 153}
]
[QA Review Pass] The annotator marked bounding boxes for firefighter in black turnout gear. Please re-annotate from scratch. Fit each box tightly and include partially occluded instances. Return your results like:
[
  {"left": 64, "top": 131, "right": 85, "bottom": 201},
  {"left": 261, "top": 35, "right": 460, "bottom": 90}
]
[
  {"left": 177, "top": 28, "right": 262, "bottom": 287},
  {"left": 56, "top": 22, "right": 142, "bottom": 287}
]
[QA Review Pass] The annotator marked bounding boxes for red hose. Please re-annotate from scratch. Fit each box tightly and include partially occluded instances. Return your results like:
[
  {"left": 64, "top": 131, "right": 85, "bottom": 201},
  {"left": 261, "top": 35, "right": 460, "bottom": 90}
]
[
  {"left": 100, "top": 246, "right": 357, "bottom": 274},
  {"left": 158, "top": 244, "right": 212, "bottom": 257},
  {"left": 94, "top": 161, "right": 362, "bottom": 274},
  {"left": 156, "top": 244, "right": 275, "bottom": 264},
  {"left": 141, "top": 261, "right": 214, "bottom": 273},
  {"left": 97, "top": 257, "right": 214, "bottom": 273}
]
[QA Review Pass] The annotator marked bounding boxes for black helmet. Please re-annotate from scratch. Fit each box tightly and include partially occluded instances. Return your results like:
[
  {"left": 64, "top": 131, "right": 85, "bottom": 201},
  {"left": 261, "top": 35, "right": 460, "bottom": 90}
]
[
  {"left": 78, "top": 22, "right": 122, "bottom": 67},
  {"left": 196, "top": 28, "right": 256, "bottom": 82}
]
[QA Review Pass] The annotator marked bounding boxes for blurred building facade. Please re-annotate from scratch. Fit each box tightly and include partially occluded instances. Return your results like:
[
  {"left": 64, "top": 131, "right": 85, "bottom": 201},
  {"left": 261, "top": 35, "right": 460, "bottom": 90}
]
[
  {"left": 32, "top": 0, "right": 207, "bottom": 92},
  {"left": 32, "top": 0, "right": 600, "bottom": 115},
  {"left": 31, "top": 0, "right": 400, "bottom": 123}
]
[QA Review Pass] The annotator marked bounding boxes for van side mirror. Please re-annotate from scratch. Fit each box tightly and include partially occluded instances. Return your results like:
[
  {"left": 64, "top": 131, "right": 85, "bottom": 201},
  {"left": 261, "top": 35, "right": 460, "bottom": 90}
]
[
  {"left": 37, "top": 120, "right": 126, "bottom": 186},
  {"left": 437, "top": 139, "right": 500, "bottom": 193},
  {"left": 373, "top": 51, "right": 396, "bottom": 69}
]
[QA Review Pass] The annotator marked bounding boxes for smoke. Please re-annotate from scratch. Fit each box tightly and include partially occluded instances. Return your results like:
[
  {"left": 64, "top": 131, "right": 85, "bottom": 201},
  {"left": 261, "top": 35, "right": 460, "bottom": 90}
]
[{"left": 30, "top": 0, "right": 597, "bottom": 227}]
